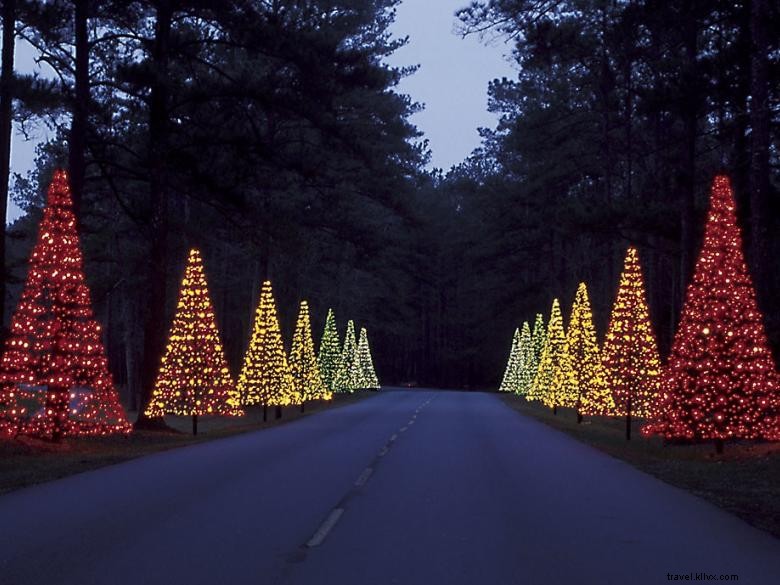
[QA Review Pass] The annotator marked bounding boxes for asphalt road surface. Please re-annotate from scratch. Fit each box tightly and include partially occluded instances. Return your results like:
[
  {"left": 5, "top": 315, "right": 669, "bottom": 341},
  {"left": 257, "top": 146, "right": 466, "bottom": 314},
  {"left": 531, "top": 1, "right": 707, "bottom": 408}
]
[{"left": 1, "top": 389, "right": 779, "bottom": 585}]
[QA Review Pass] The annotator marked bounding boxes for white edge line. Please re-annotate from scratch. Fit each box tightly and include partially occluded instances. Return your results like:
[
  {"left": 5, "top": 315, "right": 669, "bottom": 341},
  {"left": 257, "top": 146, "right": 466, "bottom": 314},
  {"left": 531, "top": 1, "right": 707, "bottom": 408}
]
[
  {"left": 354, "top": 467, "right": 374, "bottom": 487},
  {"left": 307, "top": 508, "right": 345, "bottom": 547}
]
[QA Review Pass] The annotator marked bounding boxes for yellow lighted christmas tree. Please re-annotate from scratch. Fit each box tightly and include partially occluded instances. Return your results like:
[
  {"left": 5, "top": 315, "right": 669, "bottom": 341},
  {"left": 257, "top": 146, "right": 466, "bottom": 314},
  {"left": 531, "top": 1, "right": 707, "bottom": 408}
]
[
  {"left": 530, "top": 299, "right": 570, "bottom": 413},
  {"left": 544, "top": 298, "right": 575, "bottom": 412},
  {"left": 333, "top": 320, "right": 358, "bottom": 393},
  {"left": 355, "top": 327, "right": 380, "bottom": 389},
  {"left": 549, "top": 291, "right": 580, "bottom": 409},
  {"left": 564, "top": 283, "right": 614, "bottom": 421},
  {"left": 290, "top": 301, "right": 331, "bottom": 408},
  {"left": 237, "top": 281, "right": 295, "bottom": 408},
  {"left": 499, "top": 328, "right": 522, "bottom": 392},
  {"left": 602, "top": 246, "right": 662, "bottom": 440},
  {"left": 145, "top": 249, "right": 243, "bottom": 423}
]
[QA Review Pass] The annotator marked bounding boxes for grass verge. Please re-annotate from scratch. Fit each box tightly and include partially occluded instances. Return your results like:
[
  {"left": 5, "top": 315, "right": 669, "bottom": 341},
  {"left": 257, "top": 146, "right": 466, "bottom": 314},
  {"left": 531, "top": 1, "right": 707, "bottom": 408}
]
[
  {"left": 0, "top": 391, "right": 375, "bottom": 495},
  {"left": 501, "top": 394, "right": 780, "bottom": 539}
]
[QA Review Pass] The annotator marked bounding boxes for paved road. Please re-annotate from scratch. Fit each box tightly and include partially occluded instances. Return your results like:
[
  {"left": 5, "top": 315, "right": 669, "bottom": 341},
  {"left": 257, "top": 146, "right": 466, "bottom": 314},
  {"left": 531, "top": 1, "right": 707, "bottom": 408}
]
[{"left": 1, "top": 389, "right": 779, "bottom": 585}]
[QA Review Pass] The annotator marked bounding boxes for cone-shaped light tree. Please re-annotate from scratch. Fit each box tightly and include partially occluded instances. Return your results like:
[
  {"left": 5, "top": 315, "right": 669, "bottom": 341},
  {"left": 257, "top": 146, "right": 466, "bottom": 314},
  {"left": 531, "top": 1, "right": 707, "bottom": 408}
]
[
  {"left": 516, "top": 321, "right": 532, "bottom": 396},
  {"left": 333, "top": 320, "right": 358, "bottom": 393},
  {"left": 237, "top": 281, "right": 295, "bottom": 412},
  {"left": 499, "top": 328, "right": 522, "bottom": 393},
  {"left": 602, "top": 246, "right": 661, "bottom": 440},
  {"left": 0, "top": 170, "right": 131, "bottom": 439},
  {"left": 289, "top": 301, "right": 331, "bottom": 410},
  {"left": 529, "top": 299, "right": 568, "bottom": 413},
  {"left": 541, "top": 299, "right": 574, "bottom": 413},
  {"left": 317, "top": 309, "right": 341, "bottom": 392},
  {"left": 644, "top": 175, "right": 779, "bottom": 448},
  {"left": 521, "top": 314, "right": 545, "bottom": 397},
  {"left": 355, "top": 327, "right": 380, "bottom": 389},
  {"left": 550, "top": 293, "right": 579, "bottom": 410},
  {"left": 564, "top": 283, "right": 615, "bottom": 421},
  {"left": 144, "top": 249, "right": 243, "bottom": 432}
]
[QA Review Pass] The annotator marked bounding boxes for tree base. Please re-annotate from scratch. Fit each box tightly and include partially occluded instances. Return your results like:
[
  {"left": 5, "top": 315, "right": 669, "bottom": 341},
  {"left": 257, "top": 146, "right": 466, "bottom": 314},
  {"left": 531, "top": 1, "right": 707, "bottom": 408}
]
[{"left": 133, "top": 416, "right": 175, "bottom": 433}]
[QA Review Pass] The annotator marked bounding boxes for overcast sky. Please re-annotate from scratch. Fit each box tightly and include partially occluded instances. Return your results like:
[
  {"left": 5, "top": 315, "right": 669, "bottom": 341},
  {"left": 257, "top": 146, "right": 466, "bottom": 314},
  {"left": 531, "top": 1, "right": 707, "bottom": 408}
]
[
  {"left": 6, "top": 0, "right": 516, "bottom": 222},
  {"left": 388, "top": 0, "right": 515, "bottom": 170}
]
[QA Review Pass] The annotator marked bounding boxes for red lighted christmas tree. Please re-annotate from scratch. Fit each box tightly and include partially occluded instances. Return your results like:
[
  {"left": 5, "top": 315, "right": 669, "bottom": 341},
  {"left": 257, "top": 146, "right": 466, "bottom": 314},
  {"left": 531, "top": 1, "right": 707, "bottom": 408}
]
[
  {"left": 0, "top": 170, "right": 131, "bottom": 439},
  {"left": 644, "top": 175, "right": 779, "bottom": 444}
]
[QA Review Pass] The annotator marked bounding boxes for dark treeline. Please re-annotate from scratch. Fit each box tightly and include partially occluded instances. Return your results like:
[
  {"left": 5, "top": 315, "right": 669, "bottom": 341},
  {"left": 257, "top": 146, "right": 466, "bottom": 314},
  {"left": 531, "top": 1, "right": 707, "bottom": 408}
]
[
  {"left": 412, "top": 0, "right": 779, "bottom": 388},
  {"left": 1, "top": 0, "right": 778, "bottom": 398},
  {"left": 1, "top": 0, "right": 429, "bottom": 413}
]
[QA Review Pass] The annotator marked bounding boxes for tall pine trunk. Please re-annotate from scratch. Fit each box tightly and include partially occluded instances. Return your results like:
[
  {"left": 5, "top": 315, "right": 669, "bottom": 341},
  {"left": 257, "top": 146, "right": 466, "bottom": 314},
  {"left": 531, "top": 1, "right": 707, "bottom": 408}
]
[
  {"left": 68, "top": 0, "right": 89, "bottom": 216},
  {"left": 0, "top": 0, "right": 15, "bottom": 333},
  {"left": 136, "top": 1, "right": 172, "bottom": 429},
  {"left": 678, "top": 4, "right": 699, "bottom": 299},
  {"left": 748, "top": 0, "right": 770, "bottom": 308}
]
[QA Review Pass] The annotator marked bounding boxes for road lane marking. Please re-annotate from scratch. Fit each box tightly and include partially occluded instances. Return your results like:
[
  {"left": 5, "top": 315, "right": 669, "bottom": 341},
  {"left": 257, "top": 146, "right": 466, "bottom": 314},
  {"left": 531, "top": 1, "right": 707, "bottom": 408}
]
[
  {"left": 399, "top": 426, "right": 407, "bottom": 432},
  {"left": 389, "top": 434, "right": 398, "bottom": 442},
  {"left": 307, "top": 508, "right": 345, "bottom": 547},
  {"left": 378, "top": 446, "right": 389, "bottom": 457},
  {"left": 354, "top": 467, "right": 373, "bottom": 487}
]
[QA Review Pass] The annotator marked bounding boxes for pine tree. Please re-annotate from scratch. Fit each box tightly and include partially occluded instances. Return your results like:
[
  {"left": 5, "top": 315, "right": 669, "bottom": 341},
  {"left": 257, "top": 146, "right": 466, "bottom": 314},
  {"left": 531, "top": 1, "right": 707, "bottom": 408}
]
[
  {"left": 521, "top": 314, "right": 545, "bottom": 397},
  {"left": 355, "top": 327, "right": 380, "bottom": 389},
  {"left": 564, "top": 283, "right": 614, "bottom": 421},
  {"left": 290, "top": 301, "right": 331, "bottom": 410},
  {"left": 528, "top": 300, "right": 568, "bottom": 413},
  {"left": 644, "top": 175, "right": 779, "bottom": 447},
  {"left": 333, "top": 320, "right": 358, "bottom": 393},
  {"left": 237, "top": 281, "right": 295, "bottom": 410},
  {"left": 0, "top": 170, "right": 131, "bottom": 439},
  {"left": 317, "top": 308, "right": 341, "bottom": 392},
  {"left": 602, "top": 246, "right": 662, "bottom": 440},
  {"left": 144, "top": 249, "right": 243, "bottom": 431},
  {"left": 498, "top": 328, "right": 522, "bottom": 393}
]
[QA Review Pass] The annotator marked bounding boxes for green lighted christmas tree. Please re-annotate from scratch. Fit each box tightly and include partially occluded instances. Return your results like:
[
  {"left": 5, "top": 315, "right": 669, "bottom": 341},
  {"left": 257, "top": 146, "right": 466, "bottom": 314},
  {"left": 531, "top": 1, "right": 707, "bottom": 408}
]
[
  {"left": 290, "top": 301, "right": 331, "bottom": 409},
  {"left": 355, "top": 327, "right": 380, "bottom": 389},
  {"left": 317, "top": 309, "right": 341, "bottom": 392},
  {"left": 333, "top": 320, "right": 358, "bottom": 393},
  {"left": 521, "top": 314, "right": 545, "bottom": 397},
  {"left": 237, "top": 281, "right": 295, "bottom": 408},
  {"left": 564, "top": 283, "right": 614, "bottom": 421},
  {"left": 516, "top": 321, "right": 532, "bottom": 396},
  {"left": 499, "top": 328, "right": 523, "bottom": 393}
]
